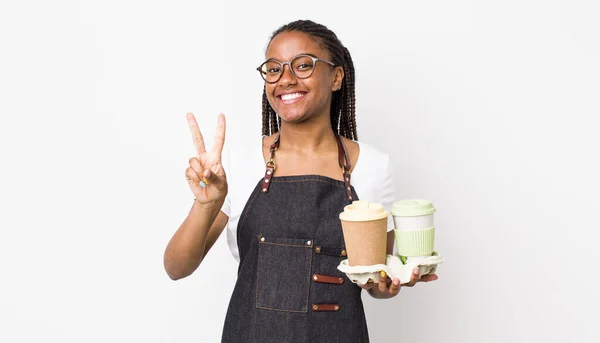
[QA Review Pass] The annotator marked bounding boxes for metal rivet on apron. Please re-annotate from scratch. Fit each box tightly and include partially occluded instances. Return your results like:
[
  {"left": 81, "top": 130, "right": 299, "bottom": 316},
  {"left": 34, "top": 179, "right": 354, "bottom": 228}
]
[
  {"left": 262, "top": 188, "right": 267, "bottom": 192},
  {"left": 347, "top": 187, "right": 351, "bottom": 191},
  {"left": 334, "top": 305, "right": 340, "bottom": 311},
  {"left": 260, "top": 237, "right": 265, "bottom": 242},
  {"left": 341, "top": 249, "right": 347, "bottom": 257},
  {"left": 264, "top": 179, "right": 269, "bottom": 183},
  {"left": 348, "top": 196, "right": 352, "bottom": 200},
  {"left": 345, "top": 177, "right": 349, "bottom": 182},
  {"left": 338, "top": 278, "right": 344, "bottom": 283},
  {"left": 267, "top": 170, "right": 272, "bottom": 175},
  {"left": 313, "top": 275, "right": 318, "bottom": 281},
  {"left": 315, "top": 246, "right": 321, "bottom": 254},
  {"left": 312, "top": 304, "right": 319, "bottom": 310},
  {"left": 306, "top": 240, "right": 312, "bottom": 246}
]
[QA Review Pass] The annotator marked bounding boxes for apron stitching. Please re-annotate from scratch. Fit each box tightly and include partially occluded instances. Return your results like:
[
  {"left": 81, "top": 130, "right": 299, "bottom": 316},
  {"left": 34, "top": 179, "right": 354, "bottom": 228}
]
[
  {"left": 271, "top": 179, "right": 346, "bottom": 186},
  {"left": 255, "top": 241, "right": 262, "bottom": 309},
  {"left": 255, "top": 306, "right": 308, "bottom": 313},
  {"left": 306, "top": 244, "right": 314, "bottom": 313},
  {"left": 260, "top": 242, "right": 314, "bottom": 248}
]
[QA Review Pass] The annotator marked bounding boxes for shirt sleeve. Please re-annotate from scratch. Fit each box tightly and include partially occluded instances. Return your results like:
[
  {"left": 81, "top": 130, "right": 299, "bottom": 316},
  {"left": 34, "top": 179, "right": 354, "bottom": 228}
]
[
  {"left": 381, "top": 155, "right": 397, "bottom": 232},
  {"left": 220, "top": 145, "right": 231, "bottom": 217}
]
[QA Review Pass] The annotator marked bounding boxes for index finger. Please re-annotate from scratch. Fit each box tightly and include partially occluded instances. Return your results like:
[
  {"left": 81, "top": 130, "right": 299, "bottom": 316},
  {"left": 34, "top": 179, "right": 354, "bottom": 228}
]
[
  {"left": 419, "top": 274, "right": 439, "bottom": 282},
  {"left": 186, "top": 112, "right": 206, "bottom": 156},
  {"left": 389, "top": 278, "right": 401, "bottom": 295},
  {"left": 406, "top": 268, "right": 420, "bottom": 287},
  {"left": 212, "top": 113, "right": 226, "bottom": 155}
]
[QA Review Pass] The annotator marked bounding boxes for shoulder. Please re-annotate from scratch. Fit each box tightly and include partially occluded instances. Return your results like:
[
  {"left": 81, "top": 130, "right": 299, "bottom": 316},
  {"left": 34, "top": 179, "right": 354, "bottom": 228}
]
[
  {"left": 340, "top": 136, "right": 390, "bottom": 174},
  {"left": 355, "top": 140, "right": 392, "bottom": 170},
  {"left": 351, "top": 139, "right": 396, "bottom": 230},
  {"left": 351, "top": 139, "right": 395, "bottom": 194}
]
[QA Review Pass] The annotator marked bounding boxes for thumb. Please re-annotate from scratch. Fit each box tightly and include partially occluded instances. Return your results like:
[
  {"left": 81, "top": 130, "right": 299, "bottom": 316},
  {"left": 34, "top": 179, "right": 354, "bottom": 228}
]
[{"left": 202, "top": 169, "right": 224, "bottom": 188}]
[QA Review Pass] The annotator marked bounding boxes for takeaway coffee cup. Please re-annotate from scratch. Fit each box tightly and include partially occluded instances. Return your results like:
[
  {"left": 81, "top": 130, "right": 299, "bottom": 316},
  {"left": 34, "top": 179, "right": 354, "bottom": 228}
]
[
  {"left": 339, "top": 200, "right": 389, "bottom": 266},
  {"left": 391, "top": 199, "right": 436, "bottom": 261}
]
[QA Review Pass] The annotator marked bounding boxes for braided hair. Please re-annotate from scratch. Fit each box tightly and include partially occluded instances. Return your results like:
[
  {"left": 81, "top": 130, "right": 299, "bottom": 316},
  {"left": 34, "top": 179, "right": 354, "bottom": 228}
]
[{"left": 261, "top": 20, "right": 358, "bottom": 140}]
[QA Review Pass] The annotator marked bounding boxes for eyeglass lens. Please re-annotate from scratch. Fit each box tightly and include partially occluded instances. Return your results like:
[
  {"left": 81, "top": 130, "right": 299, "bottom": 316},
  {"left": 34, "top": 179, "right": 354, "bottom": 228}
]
[{"left": 260, "top": 55, "right": 316, "bottom": 82}]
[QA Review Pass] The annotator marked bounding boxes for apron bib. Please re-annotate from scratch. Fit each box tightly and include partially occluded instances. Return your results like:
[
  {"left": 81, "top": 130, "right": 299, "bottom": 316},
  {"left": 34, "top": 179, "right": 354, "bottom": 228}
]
[{"left": 222, "top": 135, "right": 369, "bottom": 343}]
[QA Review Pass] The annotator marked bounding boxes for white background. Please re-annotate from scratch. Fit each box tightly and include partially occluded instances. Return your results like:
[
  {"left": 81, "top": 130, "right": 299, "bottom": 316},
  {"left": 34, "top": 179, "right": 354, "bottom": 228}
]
[{"left": 1, "top": 0, "right": 599, "bottom": 342}]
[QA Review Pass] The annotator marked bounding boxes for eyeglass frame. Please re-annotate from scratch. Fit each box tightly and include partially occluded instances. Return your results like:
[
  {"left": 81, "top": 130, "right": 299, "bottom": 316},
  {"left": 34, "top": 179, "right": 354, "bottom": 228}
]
[{"left": 256, "top": 54, "right": 337, "bottom": 83}]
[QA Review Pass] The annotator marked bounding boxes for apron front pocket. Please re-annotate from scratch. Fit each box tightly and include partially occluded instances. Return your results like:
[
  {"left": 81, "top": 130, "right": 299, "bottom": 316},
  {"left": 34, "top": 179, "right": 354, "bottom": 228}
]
[{"left": 256, "top": 235, "right": 314, "bottom": 313}]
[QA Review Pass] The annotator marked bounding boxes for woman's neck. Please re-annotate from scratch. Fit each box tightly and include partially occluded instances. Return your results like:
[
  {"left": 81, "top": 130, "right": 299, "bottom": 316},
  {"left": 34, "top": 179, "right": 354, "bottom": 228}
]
[{"left": 277, "top": 120, "right": 337, "bottom": 154}]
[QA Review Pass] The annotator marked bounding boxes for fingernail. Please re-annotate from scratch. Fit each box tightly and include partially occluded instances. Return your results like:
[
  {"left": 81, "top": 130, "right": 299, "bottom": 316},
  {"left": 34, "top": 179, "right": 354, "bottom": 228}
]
[
  {"left": 199, "top": 180, "right": 206, "bottom": 188},
  {"left": 413, "top": 267, "right": 419, "bottom": 274},
  {"left": 393, "top": 279, "right": 399, "bottom": 286}
]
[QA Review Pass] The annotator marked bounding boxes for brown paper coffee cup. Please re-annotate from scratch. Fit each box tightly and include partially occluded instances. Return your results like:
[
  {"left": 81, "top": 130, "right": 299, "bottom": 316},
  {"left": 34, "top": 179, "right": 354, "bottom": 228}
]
[{"left": 339, "top": 200, "right": 389, "bottom": 266}]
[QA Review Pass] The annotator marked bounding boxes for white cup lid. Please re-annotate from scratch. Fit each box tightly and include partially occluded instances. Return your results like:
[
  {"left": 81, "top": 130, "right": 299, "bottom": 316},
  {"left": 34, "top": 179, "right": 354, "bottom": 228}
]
[
  {"left": 391, "top": 199, "right": 436, "bottom": 217},
  {"left": 339, "top": 200, "right": 389, "bottom": 222}
]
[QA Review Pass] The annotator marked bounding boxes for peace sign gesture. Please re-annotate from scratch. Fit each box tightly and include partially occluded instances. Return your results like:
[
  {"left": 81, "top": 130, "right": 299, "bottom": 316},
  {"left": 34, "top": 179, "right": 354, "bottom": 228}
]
[{"left": 185, "top": 113, "right": 228, "bottom": 206}]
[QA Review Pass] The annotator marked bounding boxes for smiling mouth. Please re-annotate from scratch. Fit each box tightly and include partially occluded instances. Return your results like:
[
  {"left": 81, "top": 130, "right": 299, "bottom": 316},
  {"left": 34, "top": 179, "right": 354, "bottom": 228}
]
[{"left": 278, "top": 92, "right": 306, "bottom": 101}]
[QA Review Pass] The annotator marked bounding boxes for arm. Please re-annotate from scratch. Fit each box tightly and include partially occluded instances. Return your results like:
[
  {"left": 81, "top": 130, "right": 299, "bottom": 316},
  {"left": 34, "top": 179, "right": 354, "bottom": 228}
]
[
  {"left": 164, "top": 205, "right": 228, "bottom": 280},
  {"left": 164, "top": 112, "right": 228, "bottom": 280}
]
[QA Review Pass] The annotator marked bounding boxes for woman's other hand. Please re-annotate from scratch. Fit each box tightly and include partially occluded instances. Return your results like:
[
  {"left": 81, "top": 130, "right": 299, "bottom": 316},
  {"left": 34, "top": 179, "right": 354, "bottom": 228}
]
[{"left": 358, "top": 268, "right": 439, "bottom": 299}]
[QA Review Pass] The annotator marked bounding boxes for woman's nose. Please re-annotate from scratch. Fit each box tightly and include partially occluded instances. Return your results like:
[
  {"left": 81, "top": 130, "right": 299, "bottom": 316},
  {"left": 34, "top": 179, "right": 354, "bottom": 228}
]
[{"left": 278, "top": 64, "right": 297, "bottom": 86}]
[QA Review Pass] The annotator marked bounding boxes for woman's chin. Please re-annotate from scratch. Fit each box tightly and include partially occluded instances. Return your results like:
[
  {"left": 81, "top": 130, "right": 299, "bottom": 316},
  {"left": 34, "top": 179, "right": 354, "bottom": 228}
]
[{"left": 277, "top": 111, "right": 306, "bottom": 124}]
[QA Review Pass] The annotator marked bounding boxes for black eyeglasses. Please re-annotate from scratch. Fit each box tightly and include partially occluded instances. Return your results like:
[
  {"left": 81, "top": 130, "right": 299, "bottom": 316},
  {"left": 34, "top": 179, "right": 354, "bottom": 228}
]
[{"left": 257, "top": 54, "right": 336, "bottom": 83}]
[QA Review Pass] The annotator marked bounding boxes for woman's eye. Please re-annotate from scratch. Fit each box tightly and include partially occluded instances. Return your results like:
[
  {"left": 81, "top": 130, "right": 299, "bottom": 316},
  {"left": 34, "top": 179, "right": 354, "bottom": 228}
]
[{"left": 267, "top": 67, "right": 280, "bottom": 74}]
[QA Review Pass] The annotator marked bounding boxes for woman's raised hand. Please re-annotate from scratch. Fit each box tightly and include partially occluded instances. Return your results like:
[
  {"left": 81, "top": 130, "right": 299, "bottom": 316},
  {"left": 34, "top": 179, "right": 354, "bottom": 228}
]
[{"left": 185, "top": 113, "right": 228, "bottom": 207}]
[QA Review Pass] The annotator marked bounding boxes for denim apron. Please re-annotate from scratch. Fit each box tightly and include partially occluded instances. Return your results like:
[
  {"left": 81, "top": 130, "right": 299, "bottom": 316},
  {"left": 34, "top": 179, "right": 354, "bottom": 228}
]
[{"left": 222, "top": 135, "right": 370, "bottom": 343}]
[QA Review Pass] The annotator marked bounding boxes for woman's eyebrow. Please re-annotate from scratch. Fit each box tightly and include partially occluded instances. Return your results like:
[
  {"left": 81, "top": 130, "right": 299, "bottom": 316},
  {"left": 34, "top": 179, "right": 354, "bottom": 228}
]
[{"left": 265, "top": 52, "right": 319, "bottom": 61}]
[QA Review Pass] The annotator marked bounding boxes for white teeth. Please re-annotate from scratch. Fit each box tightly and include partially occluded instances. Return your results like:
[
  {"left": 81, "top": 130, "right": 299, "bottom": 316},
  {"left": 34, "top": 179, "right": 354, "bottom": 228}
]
[{"left": 281, "top": 93, "right": 304, "bottom": 101}]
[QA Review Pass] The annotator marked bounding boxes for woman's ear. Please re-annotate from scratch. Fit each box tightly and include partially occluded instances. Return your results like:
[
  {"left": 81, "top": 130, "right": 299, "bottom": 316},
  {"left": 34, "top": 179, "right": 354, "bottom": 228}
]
[{"left": 332, "top": 66, "right": 345, "bottom": 91}]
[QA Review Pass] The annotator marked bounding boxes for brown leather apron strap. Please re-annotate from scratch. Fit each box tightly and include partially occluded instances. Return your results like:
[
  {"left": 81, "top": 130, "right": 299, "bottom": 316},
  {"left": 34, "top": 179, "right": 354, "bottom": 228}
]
[
  {"left": 335, "top": 135, "right": 353, "bottom": 201},
  {"left": 262, "top": 134, "right": 353, "bottom": 200},
  {"left": 261, "top": 135, "right": 280, "bottom": 193},
  {"left": 312, "top": 273, "right": 345, "bottom": 285},
  {"left": 312, "top": 303, "right": 341, "bottom": 312}
]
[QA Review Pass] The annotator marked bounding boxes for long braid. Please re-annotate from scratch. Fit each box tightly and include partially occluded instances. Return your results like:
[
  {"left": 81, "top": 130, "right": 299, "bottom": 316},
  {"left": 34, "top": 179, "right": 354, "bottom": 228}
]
[
  {"left": 338, "top": 47, "right": 357, "bottom": 140},
  {"left": 260, "top": 20, "right": 358, "bottom": 140},
  {"left": 261, "top": 89, "right": 269, "bottom": 136},
  {"left": 262, "top": 87, "right": 279, "bottom": 136}
]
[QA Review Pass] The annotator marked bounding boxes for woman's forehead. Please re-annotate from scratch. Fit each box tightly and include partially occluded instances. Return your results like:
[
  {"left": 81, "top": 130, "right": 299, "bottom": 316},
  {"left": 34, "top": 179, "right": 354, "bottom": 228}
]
[{"left": 266, "top": 31, "right": 328, "bottom": 61}]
